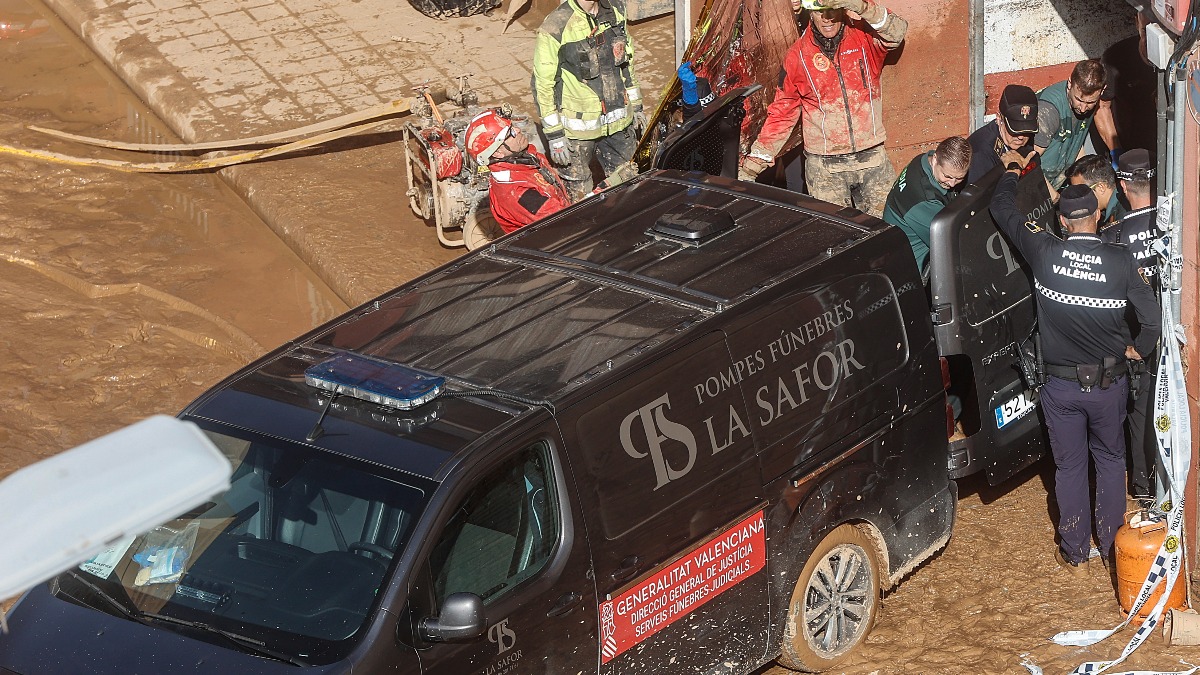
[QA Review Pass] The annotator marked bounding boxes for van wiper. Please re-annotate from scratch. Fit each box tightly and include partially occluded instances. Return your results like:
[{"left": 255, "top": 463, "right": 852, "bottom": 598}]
[
  {"left": 56, "top": 578, "right": 307, "bottom": 667},
  {"left": 58, "top": 569, "right": 143, "bottom": 623},
  {"left": 140, "top": 612, "right": 309, "bottom": 666},
  {"left": 57, "top": 572, "right": 304, "bottom": 666}
]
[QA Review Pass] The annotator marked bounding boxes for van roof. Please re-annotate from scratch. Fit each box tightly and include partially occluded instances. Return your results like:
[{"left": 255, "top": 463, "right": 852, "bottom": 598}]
[
  {"left": 184, "top": 170, "right": 882, "bottom": 478},
  {"left": 306, "top": 171, "right": 878, "bottom": 399}
]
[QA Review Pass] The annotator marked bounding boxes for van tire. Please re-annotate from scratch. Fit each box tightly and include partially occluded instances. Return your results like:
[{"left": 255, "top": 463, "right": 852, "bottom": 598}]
[{"left": 778, "top": 524, "right": 881, "bottom": 672}]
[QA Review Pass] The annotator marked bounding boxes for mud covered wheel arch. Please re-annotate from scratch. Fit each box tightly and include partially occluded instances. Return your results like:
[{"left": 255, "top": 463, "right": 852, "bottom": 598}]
[
  {"left": 778, "top": 524, "right": 881, "bottom": 672},
  {"left": 407, "top": 0, "right": 499, "bottom": 18},
  {"left": 463, "top": 204, "right": 504, "bottom": 251}
]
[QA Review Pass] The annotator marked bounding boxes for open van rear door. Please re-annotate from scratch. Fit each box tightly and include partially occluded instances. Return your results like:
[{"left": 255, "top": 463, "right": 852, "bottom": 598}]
[
  {"left": 651, "top": 85, "right": 760, "bottom": 177},
  {"left": 927, "top": 164, "right": 1054, "bottom": 485}
]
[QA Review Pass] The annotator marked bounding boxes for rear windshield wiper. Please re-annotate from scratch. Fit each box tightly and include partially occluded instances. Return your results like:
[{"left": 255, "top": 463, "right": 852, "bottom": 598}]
[{"left": 140, "top": 612, "right": 309, "bottom": 667}]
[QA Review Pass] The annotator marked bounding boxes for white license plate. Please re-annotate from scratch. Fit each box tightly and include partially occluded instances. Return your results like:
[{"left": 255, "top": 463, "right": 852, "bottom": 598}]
[{"left": 994, "top": 391, "right": 1036, "bottom": 429}]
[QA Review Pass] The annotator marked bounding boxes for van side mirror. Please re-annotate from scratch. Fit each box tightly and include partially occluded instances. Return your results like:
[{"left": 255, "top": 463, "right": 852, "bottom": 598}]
[{"left": 419, "top": 592, "right": 486, "bottom": 642}]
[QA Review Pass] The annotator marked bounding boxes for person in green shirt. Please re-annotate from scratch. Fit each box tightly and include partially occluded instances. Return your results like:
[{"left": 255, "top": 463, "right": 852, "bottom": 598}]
[
  {"left": 882, "top": 136, "right": 971, "bottom": 271},
  {"left": 1034, "top": 59, "right": 1107, "bottom": 197},
  {"left": 1066, "top": 153, "right": 1128, "bottom": 233}
]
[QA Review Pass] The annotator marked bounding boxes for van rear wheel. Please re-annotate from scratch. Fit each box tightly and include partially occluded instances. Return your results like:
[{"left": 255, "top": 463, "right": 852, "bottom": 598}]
[{"left": 778, "top": 524, "right": 880, "bottom": 672}]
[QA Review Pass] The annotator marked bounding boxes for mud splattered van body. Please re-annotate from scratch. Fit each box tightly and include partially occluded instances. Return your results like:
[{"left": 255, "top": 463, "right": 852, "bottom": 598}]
[{"left": 0, "top": 158, "right": 1048, "bottom": 672}]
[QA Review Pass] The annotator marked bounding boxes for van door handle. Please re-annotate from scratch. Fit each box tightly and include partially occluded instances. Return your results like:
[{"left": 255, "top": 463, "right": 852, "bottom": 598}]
[
  {"left": 546, "top": 591, "right": 583, "bottom": 617},
  {"left": 610, "top": 555, "right": 642, "bottom": 582}
]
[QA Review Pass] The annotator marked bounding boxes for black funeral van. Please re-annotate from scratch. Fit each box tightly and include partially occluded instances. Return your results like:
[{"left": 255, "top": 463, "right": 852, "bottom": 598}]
[{"left": 0, "top": 96, "right": 1051, "bottom": 674}]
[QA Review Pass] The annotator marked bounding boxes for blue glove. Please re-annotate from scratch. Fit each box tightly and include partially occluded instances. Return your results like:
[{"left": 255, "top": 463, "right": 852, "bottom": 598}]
[
  {"left": 678, "top": 62, "right": 698, "bottom": 106},
  {"left": 1110, "top": 148, "right": 1123, "bottom": 171}
]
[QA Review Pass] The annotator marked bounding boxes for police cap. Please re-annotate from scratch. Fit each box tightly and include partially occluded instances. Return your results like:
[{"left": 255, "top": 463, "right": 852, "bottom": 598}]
[
  {"left": 1116, "top": 148, "right": 1155, "bottom": 180},
  {"left": 999, "top": 85, "right": 1039, "bottom": 135},
  {"left": 1058, "top": 184, "right": 1099, "bottom": 218}
]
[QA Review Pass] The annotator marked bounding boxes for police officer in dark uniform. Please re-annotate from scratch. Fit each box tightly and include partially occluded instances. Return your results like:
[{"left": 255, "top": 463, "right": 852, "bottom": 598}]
[
  {"left": 990, "top": 149, "right": 1160, "bottom": 574},
  {"left": 967, "top": 84, "right": 1038, "bottom": 184},
  {"left": 1103, "top": 149, "right": 1157, "bottom": 273},
  {"left": 1101, "top": 148, "right": 1159, "bottom": 503}
]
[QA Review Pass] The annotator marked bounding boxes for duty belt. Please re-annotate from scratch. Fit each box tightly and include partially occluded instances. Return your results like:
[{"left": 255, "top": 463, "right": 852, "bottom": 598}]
[
  {"left": 1045, "top": 358, "right": 1126, "bottom": 392},
  {"left": 1043, "top": 361, "right": 1126, "bottom": 381}
]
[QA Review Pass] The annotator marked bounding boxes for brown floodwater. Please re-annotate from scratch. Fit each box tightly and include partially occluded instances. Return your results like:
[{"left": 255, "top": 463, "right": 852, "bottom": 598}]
[
  {"left": 1, "top": 0, "right": 1198, "bottom": 671},
  {"left": 0, "top": 0, "right": 346, "bottom": 472}
]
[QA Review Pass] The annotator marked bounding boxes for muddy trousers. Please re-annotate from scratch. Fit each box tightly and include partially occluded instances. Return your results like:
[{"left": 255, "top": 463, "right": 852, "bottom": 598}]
[
  {"left": 1041, "top": 375, "right": 1129, "bottom": 564},
  {"left": 804, "top": 145, "right": 896, "bottom": 218},
  {"left": 558, "top": 127, "right": 637, "bottom": 202}
]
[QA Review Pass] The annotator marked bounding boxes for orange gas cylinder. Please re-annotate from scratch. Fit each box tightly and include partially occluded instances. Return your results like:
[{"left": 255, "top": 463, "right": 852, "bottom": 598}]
[{"left": 1115, "top": 511, "right": 1188, "bottom": 624}]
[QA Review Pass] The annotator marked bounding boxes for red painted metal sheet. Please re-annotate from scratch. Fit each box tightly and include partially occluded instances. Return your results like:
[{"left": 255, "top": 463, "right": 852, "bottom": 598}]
[
  {"left": 983, "top": 62, "right": 1074, "bottom": 114},
  {"left": 880, "top": 0, "right": 972, "bottom": 168}
]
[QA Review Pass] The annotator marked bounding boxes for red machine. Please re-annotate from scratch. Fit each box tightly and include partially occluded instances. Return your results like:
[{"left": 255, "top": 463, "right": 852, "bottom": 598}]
[
  {"left": 1150, "top": 0, "right": 1191, "bottom": 35},
  {"left": 403, "top": 79, "right": 539, "bottom": 250}
]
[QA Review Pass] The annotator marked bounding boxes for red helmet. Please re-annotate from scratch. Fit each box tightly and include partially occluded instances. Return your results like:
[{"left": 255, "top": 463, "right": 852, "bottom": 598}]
[{"left": 465, "top": 108, "right": 515, "bottom": 165}]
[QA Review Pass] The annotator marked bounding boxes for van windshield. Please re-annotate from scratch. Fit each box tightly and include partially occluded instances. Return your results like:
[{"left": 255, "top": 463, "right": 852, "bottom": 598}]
[{"left": 53, "top": 428, "right": 427, "bottom": 664}]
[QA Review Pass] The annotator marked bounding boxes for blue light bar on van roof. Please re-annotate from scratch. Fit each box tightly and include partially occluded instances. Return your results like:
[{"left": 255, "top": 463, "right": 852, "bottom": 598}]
[{"left": 304, "top": 353, "right": 444, "bottom": 410}]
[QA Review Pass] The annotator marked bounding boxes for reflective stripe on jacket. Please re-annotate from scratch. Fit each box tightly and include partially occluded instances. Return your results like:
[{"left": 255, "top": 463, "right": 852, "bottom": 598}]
[
  {"left": 991, "top": 171, "right": 1160, "bottom": 365},
  {"left": 533, "top": 0, "right": 641, "bottom": 140}
]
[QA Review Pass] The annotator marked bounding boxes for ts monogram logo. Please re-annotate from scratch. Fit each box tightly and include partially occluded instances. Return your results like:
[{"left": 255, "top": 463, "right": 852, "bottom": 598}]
[
  {"left": 488, "top": 618, "right": 517, "bottom": 654},
  {"left": 620, "top": 394, "right": 699, "bottom": 489}
]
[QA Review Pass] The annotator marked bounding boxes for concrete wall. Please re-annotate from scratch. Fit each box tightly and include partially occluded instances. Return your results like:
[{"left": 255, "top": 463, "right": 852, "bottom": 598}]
[
  {"left": 981, "top": 0, "right": 1139, "bottom": 118},
  {"left": 983, "top": 0, "right": 1136, "bottom": 75}
]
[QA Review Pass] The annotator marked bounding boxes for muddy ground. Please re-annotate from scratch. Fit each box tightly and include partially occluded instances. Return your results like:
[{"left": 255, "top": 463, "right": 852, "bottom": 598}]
[{"left": 1, "top": 0, "right": 1199, "bottom": 672}]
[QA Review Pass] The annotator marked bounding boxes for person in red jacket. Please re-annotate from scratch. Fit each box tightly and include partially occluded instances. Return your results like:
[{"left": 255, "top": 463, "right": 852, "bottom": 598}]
[
  {"left": 740, "top": 0, "right": 907, "bottom": 217},
  {"left": 465, "top": 108, "right": 572, "bottom": 234}
]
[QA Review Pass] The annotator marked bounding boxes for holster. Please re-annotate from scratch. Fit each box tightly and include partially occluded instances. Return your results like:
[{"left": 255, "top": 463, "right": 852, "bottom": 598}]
[
  {"left": 1100, "top": 356, "right": 1119, "bottom": 389},
  {"left": 1017, "top": 331, "right": 1045, "bottom": 389},
  {"left": 1128, "top": 359, "right": 1145, "bottom": 400}
]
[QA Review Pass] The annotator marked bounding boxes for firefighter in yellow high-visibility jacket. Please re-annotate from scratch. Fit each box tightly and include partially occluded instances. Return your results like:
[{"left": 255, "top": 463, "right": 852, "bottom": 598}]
[{"left": 532, "top": 0, "right": 644, "bottom": 201}]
